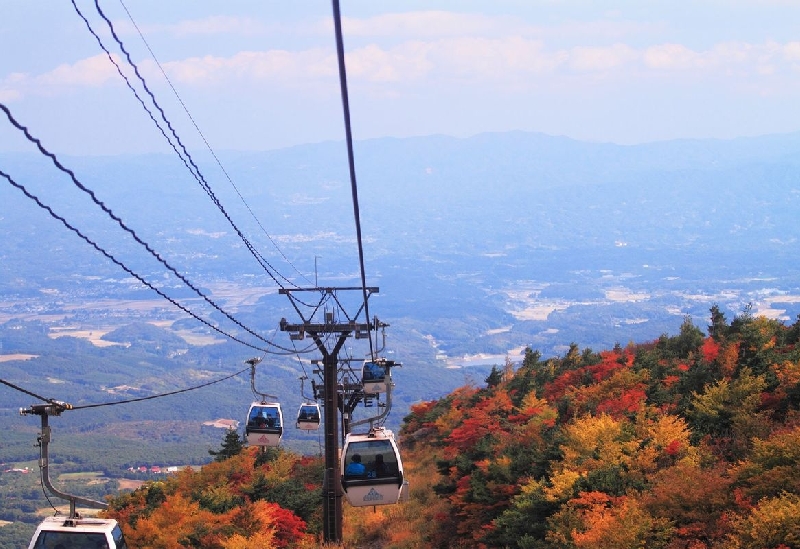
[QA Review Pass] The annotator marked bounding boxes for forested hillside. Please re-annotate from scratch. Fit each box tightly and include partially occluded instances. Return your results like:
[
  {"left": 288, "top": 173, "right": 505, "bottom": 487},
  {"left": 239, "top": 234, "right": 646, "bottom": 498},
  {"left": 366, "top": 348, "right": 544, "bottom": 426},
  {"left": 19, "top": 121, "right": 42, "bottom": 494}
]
[
  {"left": 391, "top": 307, "right": 800, "bottom": 548},
  {"left": 99, "top": 307, "right": 800, "bottom": 548}
]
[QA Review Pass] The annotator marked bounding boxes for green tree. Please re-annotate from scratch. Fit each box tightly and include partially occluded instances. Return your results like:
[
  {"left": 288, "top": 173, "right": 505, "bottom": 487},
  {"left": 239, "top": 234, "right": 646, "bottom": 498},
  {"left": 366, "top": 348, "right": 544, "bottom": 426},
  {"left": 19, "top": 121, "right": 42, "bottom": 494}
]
[
  {"left": 208, "top": 428, "right": 244, "bottom": 462},
  {"left": 688, "top": 368, "right": 770, "bottom": 460},
  {"left": 674, "top": 316, "right": 705, "bottom": 358},
  {"left": 708, "top": 304, "right": 728, "bottom": 340},
  {"left": 486, "top": 365, "right": 503, "bottom": 388}
]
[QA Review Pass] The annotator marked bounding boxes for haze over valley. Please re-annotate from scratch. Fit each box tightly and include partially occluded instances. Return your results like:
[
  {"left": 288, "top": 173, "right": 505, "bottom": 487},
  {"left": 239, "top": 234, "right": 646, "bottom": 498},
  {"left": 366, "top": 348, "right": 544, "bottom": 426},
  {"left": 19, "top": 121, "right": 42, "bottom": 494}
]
[{"left": 2, "top": 130, "right": 799, "bottom": 434}]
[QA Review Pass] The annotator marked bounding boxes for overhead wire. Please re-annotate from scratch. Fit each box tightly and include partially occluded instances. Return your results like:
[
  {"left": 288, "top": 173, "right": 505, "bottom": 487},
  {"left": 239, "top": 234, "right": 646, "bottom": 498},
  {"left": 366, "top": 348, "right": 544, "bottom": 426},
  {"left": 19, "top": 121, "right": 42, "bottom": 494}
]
[
  {"left": 3, "top": 4, "right": 394, "bottom": 479},
  {"left": 0, "top": 378, "right": 64, "bottom": 408},
  {"left": 331, "top": 0, "right": 375, "bottom": 359},
  {"left": 0, "top": 364, "right": 251, "bottom": 411},
  {"left": 9, "top": 0, "right": 387, "bottom": 427},
  {"left": 0, "top": 164, "right": 296, "bottom": 354},
  {"left": 71, "top": 0, "right": 300, "bottom": 291},
  {"left": 3, "top": 170, "right": 312, "bottom": 354},
  {"left": 116, "top": 0, "right": 313, "bottom": 287},
  {"left": 0, "top": 103, "right": 310, "bottom": 353},
  {"left": 72, "top": 365, "right": 250, "bottom": 410}
]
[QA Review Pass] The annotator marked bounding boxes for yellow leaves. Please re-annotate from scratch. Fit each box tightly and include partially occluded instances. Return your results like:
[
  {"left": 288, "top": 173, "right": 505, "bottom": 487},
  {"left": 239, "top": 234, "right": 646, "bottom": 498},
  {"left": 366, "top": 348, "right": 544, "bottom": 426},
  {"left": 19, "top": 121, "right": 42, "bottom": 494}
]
[
  {"left": 568, "top": 368, "right": 649, "bottom": 418},
  {"left": 519, "top": 476, "right": 546, "bottom": 497},
  {"left": 262, "top": 451, "right": 298, "bottom": 484},
  {"left": 433, "top": 406, "right": 462, "bottom": 434},
  {"left": 519, "top": 392, "right": 560, "bottom": 424},
  {"left": 125, "top": 493, "right": 218, "bottom": 549},
  {"left": 731, "top": 425, "right": 800, "bottom": 501},
  {"left": 545, "top": 469, "right": 582, "bottom": 502},
  {"left": 691, "top": 367, "right": 766, "bottom": 420},
  {"left": 751, "top": 316, "right": 782, "bottom": 343},
  {"left": 494, "top": 455, "right": 512, "bottom": 471},
  {"left": 222, "top": 531, "right": 276, "bottom": 549},
  {"left": 646, "top": 414, "right": 695, "bottom": 462},
  {"left": 749, "top": 425, "right": 800, "bottom": 465},
  {"left": 569, "top": 495, "right": 670, "bottom": 549},
  {"left": 718, "top": 341, "right": 740, "bottom": 378},
  {"left": 341, "top": 497, "right": 393, "bottom": 546},
  {"left": 105, "top": 451, "right": 313, "bottom": 549},
  {"left": 726, "top": 492, "right": 800, "bottom": 549},
  {"left": 561, "top": 414, "right": 637, "bottom": 469},
  {"left": 553, "top": 411, "right": 701, "bottom": 494},
  {"left": 772, "top": 359, "right": 800, "bottom": 387}
]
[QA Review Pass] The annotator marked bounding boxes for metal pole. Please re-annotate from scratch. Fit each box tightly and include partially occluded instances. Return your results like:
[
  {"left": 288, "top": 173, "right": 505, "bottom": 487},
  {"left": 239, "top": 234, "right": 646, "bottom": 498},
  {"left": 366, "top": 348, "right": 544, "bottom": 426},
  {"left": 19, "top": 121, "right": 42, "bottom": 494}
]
[
  {"left": 22, "top": 404, "right": 108, "bottom": 518},
  {"left": 278, "top": 288, "right": 384, "bottom": 544},
  {"left": 322, "top": 343, "right": 342, "bottom": 542}
]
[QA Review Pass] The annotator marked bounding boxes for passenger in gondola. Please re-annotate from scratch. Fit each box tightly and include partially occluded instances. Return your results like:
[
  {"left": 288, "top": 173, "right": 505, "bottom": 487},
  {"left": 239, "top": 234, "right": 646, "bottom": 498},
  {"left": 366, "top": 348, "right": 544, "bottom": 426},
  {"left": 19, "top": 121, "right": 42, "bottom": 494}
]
[
  {"left": 345, "top": 454, "right": 365, "bottom": 476},
  {"left": 368, "top": 453, "right": 389, "bottom": 478}
]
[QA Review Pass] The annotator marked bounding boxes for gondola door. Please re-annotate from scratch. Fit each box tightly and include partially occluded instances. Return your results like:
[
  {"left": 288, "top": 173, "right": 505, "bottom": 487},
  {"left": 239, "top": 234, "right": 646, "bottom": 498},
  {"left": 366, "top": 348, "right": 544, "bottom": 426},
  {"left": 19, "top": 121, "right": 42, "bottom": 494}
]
[
  {"left": 361, "top": 359, "right": 388, "bottom": 394},
  {"left": 340, "top": 427, "right": 405, "bottom": 507},
  {"left": 296, "top": 402, "right": 321, "bottom": 430},
  {"left": 245, "top": 402, "right": 283, "bottom": 447}
]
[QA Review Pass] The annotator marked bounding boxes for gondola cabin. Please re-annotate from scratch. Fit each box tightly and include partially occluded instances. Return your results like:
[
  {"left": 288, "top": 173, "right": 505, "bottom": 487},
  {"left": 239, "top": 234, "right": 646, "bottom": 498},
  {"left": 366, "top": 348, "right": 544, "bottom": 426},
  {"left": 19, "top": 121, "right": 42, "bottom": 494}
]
[
  {"left": 245, "top": 402, "right": 283, "bottom": 447},
  {"left": 340, "top": 427, "right": 405, "bottom": 507},
  {"left": 361, "top": 359, "right": 388, "bottom": 394},
  {"left": 28, "top": 516, "right": 128, "bottom": 549},
  {"left": 296, "top": 403, "right": 321, "bottom": 430}
]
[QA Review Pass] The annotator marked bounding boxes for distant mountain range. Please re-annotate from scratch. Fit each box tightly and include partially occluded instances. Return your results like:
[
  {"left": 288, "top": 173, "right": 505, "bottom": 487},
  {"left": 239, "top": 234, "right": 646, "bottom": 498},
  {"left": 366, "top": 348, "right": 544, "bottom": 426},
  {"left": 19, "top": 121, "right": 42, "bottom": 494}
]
[{"left": 2, "top": 129, "right": 800, "bottom": 430}]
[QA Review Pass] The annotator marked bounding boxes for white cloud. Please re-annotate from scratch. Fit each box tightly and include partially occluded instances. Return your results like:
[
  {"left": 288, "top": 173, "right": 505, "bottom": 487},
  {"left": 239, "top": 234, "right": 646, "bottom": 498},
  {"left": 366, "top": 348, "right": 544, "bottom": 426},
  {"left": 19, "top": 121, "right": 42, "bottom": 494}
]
[
  {"left": 643, "top": 43, "right": 707, "bottom": 70},
  {"left": 1, "top": 54, "right": 122, "bottom": 99},
  {"left": 0, "top": 73, "right": 26, "bottom": 102},
  {"left": 423, "top": 37, "right": 567, "bottom": 81},
  {"left": 545, "top": 19, "right": 667, "bottom": 43},
  {"left": 110, "top": 15, "right": 268, "bottom": 38},
  {"left": 784, "top": 41, "right": 800, "bottom": 61},
  {"left": 338, "top": 11, "right": 662, "bottom": 44},
  {"left": 342, "top": 11, "right": 527, "bottom": 39},
  {"left": 6, "top": 29, "right": 800, "bottom": 102},
  {"left": 568, "top": 43, "right": 638, "bottom": 71},
  {"left": 161, "top": 48, "right": 335, "bottom": 86},
  {"left": 39, "top": 54, "right": 121, "bottom": 87},
  {"left": 0, "top": 88, "right": 22, "bottom": 102},
  {"left": 170, "top": 16, "right": 267, "bottom": 37},
  {"left": 346, "top": 43, "right": 420, "bottom": 83}
]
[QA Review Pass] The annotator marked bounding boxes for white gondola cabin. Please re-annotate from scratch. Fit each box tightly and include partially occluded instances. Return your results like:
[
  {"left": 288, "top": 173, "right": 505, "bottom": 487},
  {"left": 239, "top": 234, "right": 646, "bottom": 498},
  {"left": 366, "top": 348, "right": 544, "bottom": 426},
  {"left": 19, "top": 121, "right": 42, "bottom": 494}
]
[
  {"left": 296, "top": 403, "right": 321, "bottom": 430},
  {"left": 361, "top": 359, "right": 389, "bottom": 394},
  {"left": 340, "top": 427, "right": 405, "bottom": 507},
  {"left": 28, "top": 516, "right": 128, "bottom": 549},
  {"left": 245, "top": 402, "right": 283, "bottom": 447}
]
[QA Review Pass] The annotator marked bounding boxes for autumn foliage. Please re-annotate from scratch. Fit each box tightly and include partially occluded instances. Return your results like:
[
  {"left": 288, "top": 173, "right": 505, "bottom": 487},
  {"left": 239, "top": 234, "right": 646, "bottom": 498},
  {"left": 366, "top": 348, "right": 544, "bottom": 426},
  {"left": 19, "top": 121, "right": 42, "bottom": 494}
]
[
  {"left": 104, "top": 448, "right": 322, "bottom": 548},
  {"left": 390, "top": 309, "right": 800, "bottom": 548},
  {"left": 103, "top": 308, "right": 800, "bottom": 548}
]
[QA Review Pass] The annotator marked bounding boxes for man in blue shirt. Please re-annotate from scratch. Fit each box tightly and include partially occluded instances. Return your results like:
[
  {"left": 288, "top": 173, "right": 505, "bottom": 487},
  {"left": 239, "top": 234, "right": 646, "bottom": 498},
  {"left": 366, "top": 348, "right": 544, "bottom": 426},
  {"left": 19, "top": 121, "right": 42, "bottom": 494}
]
[{"left": 345, "top": 454, "right": 365, "bottom": 475}]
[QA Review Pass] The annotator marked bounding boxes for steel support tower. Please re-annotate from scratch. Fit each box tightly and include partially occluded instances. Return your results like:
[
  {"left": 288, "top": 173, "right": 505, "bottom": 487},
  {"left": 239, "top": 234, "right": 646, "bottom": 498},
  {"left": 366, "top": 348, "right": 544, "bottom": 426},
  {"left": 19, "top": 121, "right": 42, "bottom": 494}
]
[{"left": 279, "top": 286, "right": 380, "bottom": 543}]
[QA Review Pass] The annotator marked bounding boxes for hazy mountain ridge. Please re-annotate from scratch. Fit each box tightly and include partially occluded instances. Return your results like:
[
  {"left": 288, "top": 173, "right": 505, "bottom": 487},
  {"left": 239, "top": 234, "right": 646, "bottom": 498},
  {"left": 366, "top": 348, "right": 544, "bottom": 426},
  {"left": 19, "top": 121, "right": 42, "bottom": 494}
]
[
  {"left": 2, "top": 129, "right": 799, "bottom": 363},
  {"left": 1, "top": 129, "right": 799, "bottom": 440},
  {"left": 1, "top": 130, "right": 799, "bottom": 547}
]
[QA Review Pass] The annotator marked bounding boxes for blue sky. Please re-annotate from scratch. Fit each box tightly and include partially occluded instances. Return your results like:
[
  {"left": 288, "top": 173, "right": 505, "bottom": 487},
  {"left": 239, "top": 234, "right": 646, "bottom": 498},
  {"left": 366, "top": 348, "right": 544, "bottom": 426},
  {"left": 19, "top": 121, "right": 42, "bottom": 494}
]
[{"left": 2, "top": 1, "right": 800, "bottom": 155}]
